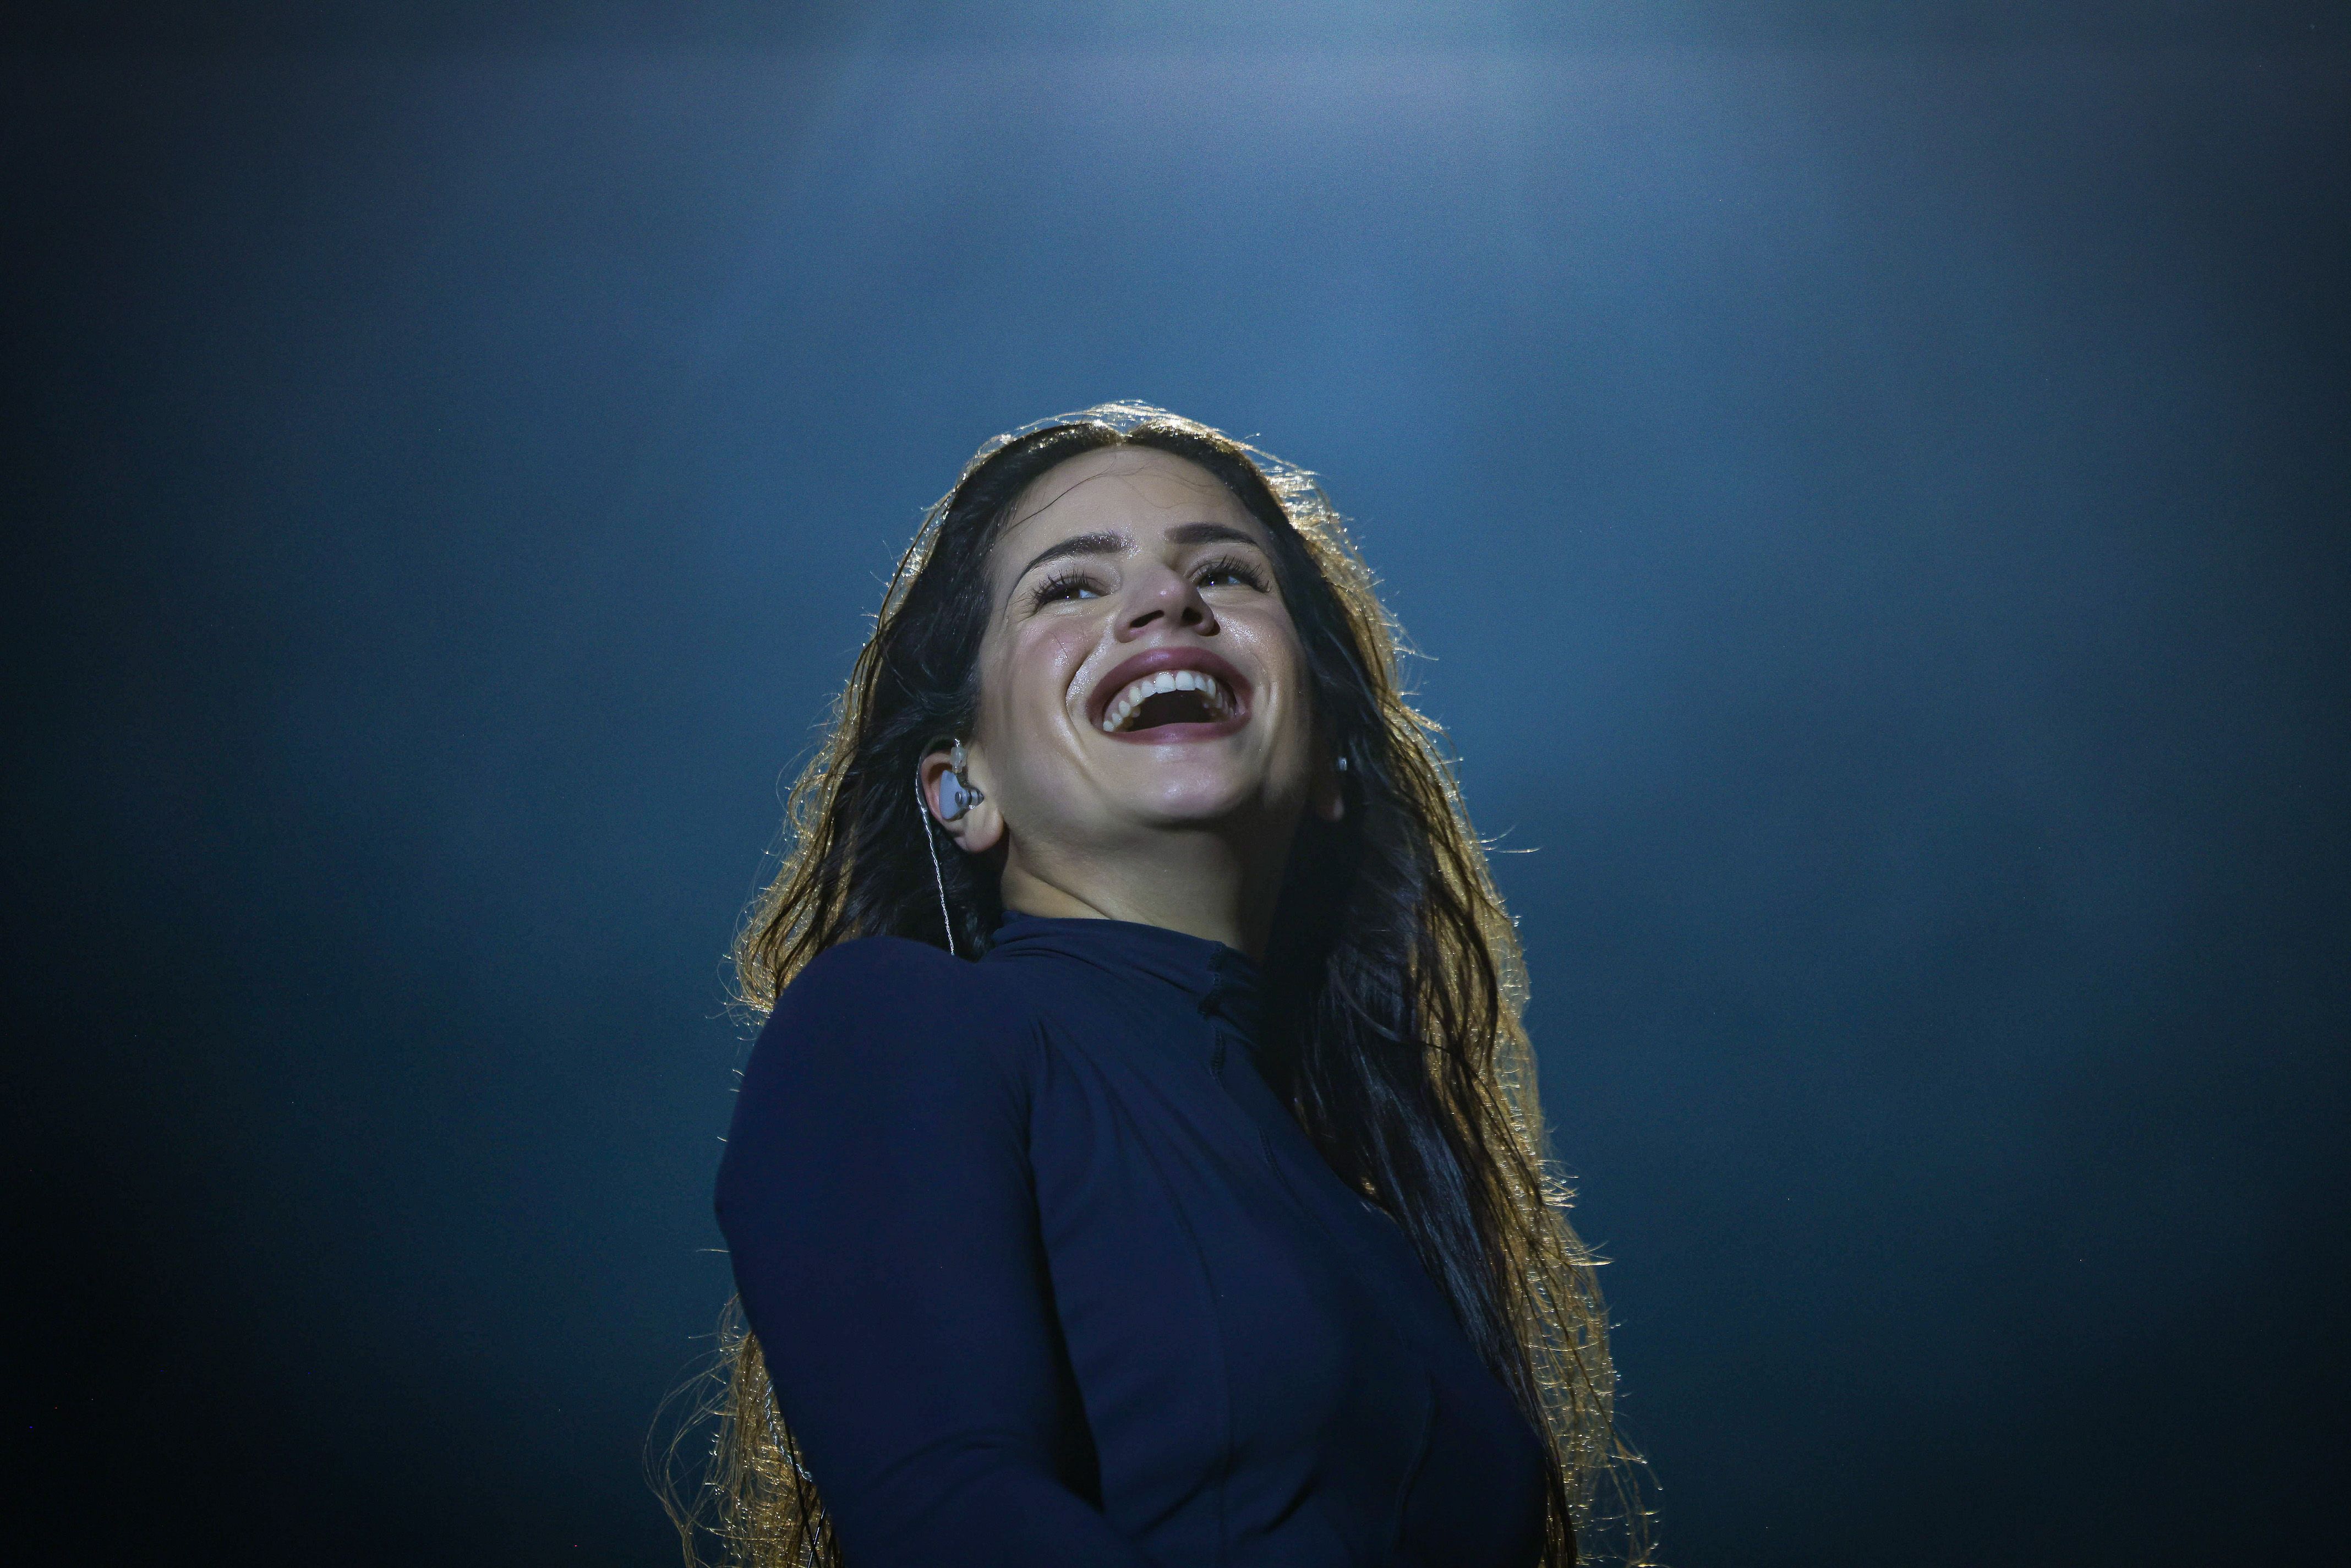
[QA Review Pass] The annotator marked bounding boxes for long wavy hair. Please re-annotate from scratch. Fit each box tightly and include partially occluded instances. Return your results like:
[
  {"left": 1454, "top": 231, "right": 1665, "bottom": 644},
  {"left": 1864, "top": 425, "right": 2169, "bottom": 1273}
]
[{"left": 654, "top": 403, "right": 1648, "bottom": 1565}]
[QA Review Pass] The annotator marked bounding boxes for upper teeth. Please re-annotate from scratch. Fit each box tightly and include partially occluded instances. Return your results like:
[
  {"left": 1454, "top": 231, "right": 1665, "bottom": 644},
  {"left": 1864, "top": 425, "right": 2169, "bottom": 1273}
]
[{"left": 1100, "top": 668, "right": 1235, "bottom": 732}]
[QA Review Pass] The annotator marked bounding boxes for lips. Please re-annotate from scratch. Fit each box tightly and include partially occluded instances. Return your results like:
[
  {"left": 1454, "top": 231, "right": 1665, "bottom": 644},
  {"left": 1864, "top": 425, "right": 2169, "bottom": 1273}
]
[{"left": 1087, "top": 647, "right": 1253, "bottom": 740}]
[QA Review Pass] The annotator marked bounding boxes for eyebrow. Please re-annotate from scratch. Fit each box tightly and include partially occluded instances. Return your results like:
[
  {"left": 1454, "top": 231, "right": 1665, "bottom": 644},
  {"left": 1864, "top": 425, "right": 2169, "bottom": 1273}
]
[
  {"left": 1014, "top": 521, "right": 1264, "bottom": 581},
  {"left": 1017, "top": 531, "right": 1127, "bottom": 580},
  {"left": 1165, "top": 521, "right": 1260, "bottom": 550}
]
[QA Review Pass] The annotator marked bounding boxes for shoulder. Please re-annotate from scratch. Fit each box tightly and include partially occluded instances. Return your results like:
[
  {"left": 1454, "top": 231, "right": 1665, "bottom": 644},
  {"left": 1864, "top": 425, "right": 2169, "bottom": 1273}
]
[
  {"left": 746, "top": 936, "right": 1036, "bottom": 1097},
  {"left": 767, "top": 936, "right": 1005, "bottom": 1043},
  {"left": 717, "top": 939, "right": 1038, "bottom": 1236},
  {"left": 775, "top": 933, "right": 975, "bottom": 1009}
]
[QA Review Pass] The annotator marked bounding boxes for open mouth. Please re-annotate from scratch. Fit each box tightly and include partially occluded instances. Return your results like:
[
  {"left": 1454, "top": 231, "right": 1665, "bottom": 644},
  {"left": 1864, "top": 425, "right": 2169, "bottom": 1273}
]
[
  {"left": 1101, "top": 669, "right": 1239, "bottom": 733},
  {"left": 1089, "top": 649, "right": 1251, "bottom": 738}
]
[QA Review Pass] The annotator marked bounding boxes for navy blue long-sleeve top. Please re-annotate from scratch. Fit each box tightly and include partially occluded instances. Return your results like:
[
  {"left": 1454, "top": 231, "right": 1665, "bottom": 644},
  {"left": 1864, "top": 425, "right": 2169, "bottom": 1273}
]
[{"left": 714, "top": 913, "right": 1548, "bottom": 1566}]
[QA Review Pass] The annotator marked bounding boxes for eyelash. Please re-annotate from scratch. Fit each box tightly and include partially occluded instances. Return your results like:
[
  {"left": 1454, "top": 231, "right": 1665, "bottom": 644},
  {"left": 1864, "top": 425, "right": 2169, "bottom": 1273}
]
[
  {"left": 1026, "top": 570, "right": 1105, "bottom": 611},
  {"left": 1024, "top": 554, "right": 1270, "bottom": 613},
  {"left": 1192, "top": 554, "right": 1271, "bottom": 593}
]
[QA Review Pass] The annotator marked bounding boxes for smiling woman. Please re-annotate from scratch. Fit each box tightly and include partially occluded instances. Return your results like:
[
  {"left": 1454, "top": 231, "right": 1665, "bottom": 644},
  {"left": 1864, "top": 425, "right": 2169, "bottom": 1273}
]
[
  {"left": 661, "top": 405, "right": 1645, "bottom": 1567},
  {"left": 922, "top": 445, "right": 1335, "bottom": 958}
]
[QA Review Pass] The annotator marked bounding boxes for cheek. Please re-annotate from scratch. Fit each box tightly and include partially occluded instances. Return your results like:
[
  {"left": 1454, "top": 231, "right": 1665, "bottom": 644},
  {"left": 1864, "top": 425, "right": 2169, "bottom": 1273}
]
[
  {"left": 1234, "top": 613, "right": 1313, "bottom": 726},
  {"left": 982, "top": 620, "right": 1094, "bottom": 742}
]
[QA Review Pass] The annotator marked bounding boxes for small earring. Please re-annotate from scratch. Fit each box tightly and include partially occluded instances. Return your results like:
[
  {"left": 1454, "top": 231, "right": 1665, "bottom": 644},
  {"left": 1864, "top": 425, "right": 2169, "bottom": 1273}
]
[{"left": 934, "top": 740, "right": 985, "bottom": 822}]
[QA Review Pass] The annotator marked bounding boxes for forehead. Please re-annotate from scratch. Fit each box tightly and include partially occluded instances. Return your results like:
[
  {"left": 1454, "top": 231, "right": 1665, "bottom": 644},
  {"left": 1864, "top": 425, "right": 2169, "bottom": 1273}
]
[{"left": 992, "top": 447, "right": 1266, "bottom": 574}]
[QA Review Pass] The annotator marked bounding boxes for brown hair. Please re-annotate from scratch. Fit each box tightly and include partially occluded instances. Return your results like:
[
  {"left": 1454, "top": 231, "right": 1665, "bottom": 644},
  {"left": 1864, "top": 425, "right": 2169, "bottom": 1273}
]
[{"left": 654, "top": 404, "right": 1649, "bottom": 1565}]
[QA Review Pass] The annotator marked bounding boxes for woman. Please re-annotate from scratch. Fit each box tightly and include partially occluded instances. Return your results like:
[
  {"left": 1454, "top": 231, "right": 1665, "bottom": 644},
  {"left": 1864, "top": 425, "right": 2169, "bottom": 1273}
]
[{"left": 672, "top": 405, "right": 1639, "bottom": 1566}]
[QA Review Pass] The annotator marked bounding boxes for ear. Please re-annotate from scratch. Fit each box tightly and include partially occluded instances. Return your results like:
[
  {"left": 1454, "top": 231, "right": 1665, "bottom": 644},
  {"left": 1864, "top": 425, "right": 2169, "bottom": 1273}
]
[
  {"left": 919, "top": 744, "right": 1005, "bottom": 854},
  {"left": 1311, "top": 748, "right": 1347, "bottom": 823}
]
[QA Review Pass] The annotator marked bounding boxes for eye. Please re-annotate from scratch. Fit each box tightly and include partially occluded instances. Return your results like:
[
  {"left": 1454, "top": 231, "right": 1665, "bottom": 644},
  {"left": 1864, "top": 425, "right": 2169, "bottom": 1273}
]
[
  {"left": 1026, "top": 569, "right": 1105, "bottom": 611},
  {"left": 1193, "top": 554, "right": 1271, "bottom": 593}
]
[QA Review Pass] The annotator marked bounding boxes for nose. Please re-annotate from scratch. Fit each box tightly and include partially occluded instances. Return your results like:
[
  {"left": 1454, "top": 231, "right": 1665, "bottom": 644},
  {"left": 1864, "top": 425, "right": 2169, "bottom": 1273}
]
[{"left": 1118, "top": 565, "right": 1218, "bottom": 640}]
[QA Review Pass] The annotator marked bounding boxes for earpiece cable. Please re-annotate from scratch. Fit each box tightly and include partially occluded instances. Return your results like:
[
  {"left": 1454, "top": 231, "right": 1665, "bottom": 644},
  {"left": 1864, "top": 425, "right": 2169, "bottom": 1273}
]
[{"left": 916, "top": 778, "right": 958, "bottom": 958}]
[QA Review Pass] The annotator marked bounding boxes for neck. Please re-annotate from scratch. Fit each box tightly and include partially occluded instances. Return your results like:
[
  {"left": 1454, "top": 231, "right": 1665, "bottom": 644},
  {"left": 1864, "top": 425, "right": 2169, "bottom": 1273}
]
[{"left": 997, "top": 823, "right": 1291, "bottom": 959}]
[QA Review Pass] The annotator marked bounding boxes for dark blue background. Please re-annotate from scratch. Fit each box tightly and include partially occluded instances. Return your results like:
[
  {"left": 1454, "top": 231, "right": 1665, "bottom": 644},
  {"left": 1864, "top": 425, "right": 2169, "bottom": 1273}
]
[{"left": 8, "top": 7, "right": 2345, "bottom": 1563}]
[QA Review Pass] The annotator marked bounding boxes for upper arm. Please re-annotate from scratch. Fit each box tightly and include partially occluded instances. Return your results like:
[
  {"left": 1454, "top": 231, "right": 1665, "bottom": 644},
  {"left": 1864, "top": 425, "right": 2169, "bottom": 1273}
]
[{"left": 714, "top": 941, "right": 1132, "bottom": 1562}]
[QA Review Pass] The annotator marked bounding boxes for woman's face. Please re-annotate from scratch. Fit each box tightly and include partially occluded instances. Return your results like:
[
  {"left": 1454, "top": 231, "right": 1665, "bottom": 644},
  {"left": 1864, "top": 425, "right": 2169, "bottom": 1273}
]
[{"left": 954, "top": 445, "right": 1325, "bottom": 871}]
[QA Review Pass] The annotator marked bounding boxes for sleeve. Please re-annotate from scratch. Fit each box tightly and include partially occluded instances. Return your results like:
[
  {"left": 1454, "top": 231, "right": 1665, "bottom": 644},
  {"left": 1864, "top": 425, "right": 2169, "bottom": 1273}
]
[{"left": 713, "top": 938, "right": 1152, "bottom": 1567}]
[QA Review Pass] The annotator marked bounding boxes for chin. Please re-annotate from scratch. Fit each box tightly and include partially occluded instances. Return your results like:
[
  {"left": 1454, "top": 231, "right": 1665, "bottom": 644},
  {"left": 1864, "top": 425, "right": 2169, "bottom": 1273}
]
[{"left": 1120, "top": 762, "right": 1296, "bottom": 827}]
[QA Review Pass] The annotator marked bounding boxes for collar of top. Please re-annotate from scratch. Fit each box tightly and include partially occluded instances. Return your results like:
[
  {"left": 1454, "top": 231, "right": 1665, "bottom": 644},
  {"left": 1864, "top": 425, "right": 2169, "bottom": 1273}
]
[{"left": 989, "top": 911, "right": 1264, "bottom": 1041}]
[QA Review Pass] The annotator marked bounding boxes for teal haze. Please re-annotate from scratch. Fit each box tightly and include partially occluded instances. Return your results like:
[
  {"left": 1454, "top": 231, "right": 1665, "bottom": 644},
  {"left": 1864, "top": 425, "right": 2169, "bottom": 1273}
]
[{"left": 7, "top": 8, "right": 2345, "bottom": 1564}]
